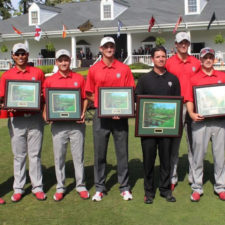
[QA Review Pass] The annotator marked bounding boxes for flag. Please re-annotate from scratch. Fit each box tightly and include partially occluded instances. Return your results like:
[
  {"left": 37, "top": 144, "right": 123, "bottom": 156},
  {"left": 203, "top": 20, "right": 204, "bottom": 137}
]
[
  {"left": 117, "top": 20, "right": 123, "bottom": 38},
  {"left": 207, "top": 12, "right": 216, "bottom": 30},
  {"left": 34, "top": 25, "right": 42, "bottom": 41},
  {"left": 173, "top": 16, "right": 182, "bottom": 34},
  {"left": 12, "top": 25, "right": 22, "bottom": 35},
  {"left": 77, "top": 20, "right": 93, "bottom": 32},
  {"left": 62, "top": 24, "right": 67, "bottom": 38},
  {"left": 148, "top": 16, "right": 155, "bottom": 32}
]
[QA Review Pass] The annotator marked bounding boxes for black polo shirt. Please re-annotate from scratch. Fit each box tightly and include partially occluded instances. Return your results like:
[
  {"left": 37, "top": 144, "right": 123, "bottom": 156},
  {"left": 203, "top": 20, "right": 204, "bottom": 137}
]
[{"left": 135, "top": 70, "right": 181, "bottom": 96}]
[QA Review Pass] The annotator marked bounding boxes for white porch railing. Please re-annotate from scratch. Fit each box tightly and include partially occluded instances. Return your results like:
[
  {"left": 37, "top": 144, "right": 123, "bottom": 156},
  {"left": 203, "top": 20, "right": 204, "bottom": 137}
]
[
  {"left": 29, "top": 58, "right": 56, "bottom": 67},
  {"left": 0, "top": 60, "right": 11, "bottom": 70},
  {"left": 1, "top": 52, "right": 225, "bottom": 71}
]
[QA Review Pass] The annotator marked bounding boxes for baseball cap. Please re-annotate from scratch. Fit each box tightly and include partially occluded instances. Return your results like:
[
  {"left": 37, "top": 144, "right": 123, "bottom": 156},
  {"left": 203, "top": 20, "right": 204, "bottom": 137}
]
[
  {"left": 175, "top": 32, "right": 190, "bottom": 43},
  {"left": 100, "top": 37, "right": 115, "bottom": 47},
  {"left": 55, "top": 49, "right": 71, "bottom": 59},
  {"left": 200, "top": 47, "right": 215, "bottom": 58},
  {"left": 12, "top": 43, "right": 29, "bottom": 54}
]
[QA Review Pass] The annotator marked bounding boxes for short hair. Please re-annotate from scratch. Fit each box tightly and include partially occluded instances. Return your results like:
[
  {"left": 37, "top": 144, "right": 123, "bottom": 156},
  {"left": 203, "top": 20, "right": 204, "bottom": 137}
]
[{"left": 151, "top": 46, "right": 167, "bottom": 57}]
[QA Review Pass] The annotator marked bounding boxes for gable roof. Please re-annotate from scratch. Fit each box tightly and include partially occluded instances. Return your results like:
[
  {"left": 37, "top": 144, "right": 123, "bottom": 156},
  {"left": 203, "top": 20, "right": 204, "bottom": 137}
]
[{"left": 0, "top": 0, "right": 224, "bottom": 38}]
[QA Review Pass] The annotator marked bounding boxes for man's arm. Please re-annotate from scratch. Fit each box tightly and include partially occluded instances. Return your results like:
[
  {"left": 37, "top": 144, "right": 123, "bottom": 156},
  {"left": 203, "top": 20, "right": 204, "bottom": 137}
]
[
  {"left": 186, "top": 101, "right": 204, "bottom": 122},
  {"left": 86, "top": 91, "right": 95, "bottom": 102}
]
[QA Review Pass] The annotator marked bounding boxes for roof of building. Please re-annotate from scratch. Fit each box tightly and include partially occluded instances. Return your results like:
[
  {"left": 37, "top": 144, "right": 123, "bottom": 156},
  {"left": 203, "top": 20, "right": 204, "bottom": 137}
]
[{"left": 0, "top": 0, "right": 224, "bottom": 36}]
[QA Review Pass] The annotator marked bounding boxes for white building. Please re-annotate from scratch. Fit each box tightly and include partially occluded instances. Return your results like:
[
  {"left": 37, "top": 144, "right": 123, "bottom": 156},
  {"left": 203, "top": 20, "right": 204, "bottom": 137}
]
[{"left": 0, "top": 0, "right": 224, "bottom": 68}]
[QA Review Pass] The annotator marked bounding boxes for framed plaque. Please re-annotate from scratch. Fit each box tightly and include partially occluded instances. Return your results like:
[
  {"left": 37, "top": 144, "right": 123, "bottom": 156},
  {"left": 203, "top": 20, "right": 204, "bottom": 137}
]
[
  {"left": 98, "top": 87, "right": 134, "bottom": 117},
  {"left": 135, "top": 95, "right": 183, "bottom": 137},
  {"left": 4, "top": 80, "right": 41, "bottom": 110},
  {"left": 194, "top": 84, "right": 225, "bottom": 118},
  {"left": 46, "top": 88, "right": 81, "bottom": 121}
]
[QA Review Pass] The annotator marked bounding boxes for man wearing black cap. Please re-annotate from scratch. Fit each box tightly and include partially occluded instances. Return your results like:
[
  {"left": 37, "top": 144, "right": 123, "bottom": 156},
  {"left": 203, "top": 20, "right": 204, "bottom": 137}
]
[
  {"left": 186, "top": 47, "right": 225, "bottom": 202},
  {"left": 0, "top": 43, "right": 46, "bottom": 202}
]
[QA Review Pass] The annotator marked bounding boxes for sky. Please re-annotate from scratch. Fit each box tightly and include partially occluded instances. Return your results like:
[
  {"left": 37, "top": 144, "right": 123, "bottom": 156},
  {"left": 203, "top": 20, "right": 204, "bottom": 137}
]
[{"left": 11, "top": 0, "right": 19, "bottom": 10}]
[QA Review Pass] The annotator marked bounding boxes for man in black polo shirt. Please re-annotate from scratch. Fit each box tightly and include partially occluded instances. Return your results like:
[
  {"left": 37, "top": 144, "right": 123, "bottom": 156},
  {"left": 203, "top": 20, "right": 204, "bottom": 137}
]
[{"left": 135, "top": 46, "right": 180, "bottom": 204}]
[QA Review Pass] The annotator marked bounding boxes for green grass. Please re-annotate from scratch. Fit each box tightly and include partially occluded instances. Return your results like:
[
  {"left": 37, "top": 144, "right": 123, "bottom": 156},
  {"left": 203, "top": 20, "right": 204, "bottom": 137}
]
[{"left": 0, "top": 118, "right": 223, "bottom": 225}]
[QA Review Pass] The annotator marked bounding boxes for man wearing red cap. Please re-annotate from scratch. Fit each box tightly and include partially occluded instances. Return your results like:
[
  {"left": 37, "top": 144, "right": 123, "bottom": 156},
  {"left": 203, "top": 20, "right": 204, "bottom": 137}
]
[
  {"left": 186, "top": 47, "right": 225, "bottom": 202},
  {"left": 85, "top": 37, "right": 135, "bottom": 201}
]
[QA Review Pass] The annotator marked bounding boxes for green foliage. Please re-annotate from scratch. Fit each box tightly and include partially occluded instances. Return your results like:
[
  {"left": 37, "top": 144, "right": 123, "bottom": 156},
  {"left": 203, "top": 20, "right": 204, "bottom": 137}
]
[
  {"left": 155, "top": 37, "right": 166, "bottom": 46},
  {"left": 46, "top": 42, "right": 55, "bottom": 52},
  {"left": 214, "top": 33, "right": 225, "bottom": 44},
  {"left": 129, "top": 63, "right": 151, "bottom": 70},
  {"left": 37, "top": 65, "right": 54, "bottom": 74},
  {"left": 0, "top": 44, "right": 8, "bottom": 53},
  {"left": 0, "top": 0, "right": 12, "bottom": 19}
]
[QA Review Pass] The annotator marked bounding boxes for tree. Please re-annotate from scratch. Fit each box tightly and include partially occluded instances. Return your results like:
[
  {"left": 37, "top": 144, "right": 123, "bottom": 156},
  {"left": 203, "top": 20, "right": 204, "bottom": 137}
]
[
  {"left": 155, "top": 37, "right": 166, "bottom": 46},
  {"left": 214, "top": 33, "right": 225, "bottom": 44},
  {"left": 0, "top": 0, "right": 12, "bottom": 19},
  {"left": 19, "top": 0, "right": 34, "bottom": 14}
]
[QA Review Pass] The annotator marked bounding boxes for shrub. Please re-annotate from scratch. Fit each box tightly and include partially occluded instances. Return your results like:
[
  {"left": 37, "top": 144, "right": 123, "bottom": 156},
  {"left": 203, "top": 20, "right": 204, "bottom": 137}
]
[
  {"left": 129, "top": 63, "right": 151, "bottom": 69},
  {"left": 37, "top": 65, "right": 54, "bottom": 74}
]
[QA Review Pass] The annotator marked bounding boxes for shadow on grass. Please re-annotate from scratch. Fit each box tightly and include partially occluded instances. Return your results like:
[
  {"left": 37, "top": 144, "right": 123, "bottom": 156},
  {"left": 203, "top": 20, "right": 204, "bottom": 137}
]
[{"left": 0, "top": 157, "right": 215, "bottom": 197}]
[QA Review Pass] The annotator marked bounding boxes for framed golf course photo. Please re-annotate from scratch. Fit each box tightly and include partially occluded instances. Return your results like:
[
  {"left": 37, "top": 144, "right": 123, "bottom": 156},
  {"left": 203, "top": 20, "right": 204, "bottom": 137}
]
[
  {"left": 4, "top": 80, "right": 41, "bottom": 110},
  {"left": 193, "top": 83, "right": 225, "bottom": 118},
  {"left": 46, "top": 88, "right": 81, "bottom": 121},
  {"left": 135, "top": 95, "right": 183, "bottom": 137},
  {"left": 98, "top": 87, "right": 134, "bottom": 118}
]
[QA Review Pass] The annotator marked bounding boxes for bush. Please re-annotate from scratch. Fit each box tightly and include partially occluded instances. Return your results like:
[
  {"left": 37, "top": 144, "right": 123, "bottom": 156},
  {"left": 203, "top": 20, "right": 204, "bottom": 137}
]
[
  {"left": 37, "top": 65, "right": 54, "bottom": 74},
  {"left": 129, "top": 63, "right": 151, "bottom": 69}
]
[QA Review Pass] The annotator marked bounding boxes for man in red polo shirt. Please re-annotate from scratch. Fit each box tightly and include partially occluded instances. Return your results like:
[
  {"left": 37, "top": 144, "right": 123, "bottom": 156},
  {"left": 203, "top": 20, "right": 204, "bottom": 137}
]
[
  {"left": 186, "top": 47, "right": 225, "bottom": 202},
  {"left": 165, "top": 32, "right": 201, "bottom": 190},
  {"left": 0, "top": 43, "right": 46, "bottom": 202},
  {"left": 85, "top": 37, "right": 135, "bottom": 201},
  {"left": 43, "top": 49, "right": 89, "bottom": 201}
]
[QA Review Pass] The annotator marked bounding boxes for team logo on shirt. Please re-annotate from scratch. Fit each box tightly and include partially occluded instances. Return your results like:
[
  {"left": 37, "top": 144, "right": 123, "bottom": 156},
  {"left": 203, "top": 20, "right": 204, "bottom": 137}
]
[
  {"left": 74, "top": 82, "right": 78, "bottom": 87},
  {"left": 32, "top": 77, "right": 35, "bottom": 80},
  {"left": 218, "top": 80, "right": 222, "bottom": 84},
  {"left": 116, "top": 73, "right": 121, "bottom": 78},
  {"left": 168, "top": 81, "right": 172, "bottom": 87},
  {"left": 192, "top": 67, "right": 196, "bottom": 72}
]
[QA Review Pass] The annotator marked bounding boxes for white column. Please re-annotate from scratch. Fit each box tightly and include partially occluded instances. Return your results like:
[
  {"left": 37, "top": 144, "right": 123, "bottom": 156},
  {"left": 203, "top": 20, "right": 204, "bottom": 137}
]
[
  {"left": 187, "top": 30, "right": 191, "bottom": 54},
  {"left": 127, "top": 33, "right": 132, "bottom": 64},
  {"left": 24, "top": 39, "right": 29, "bottom": 51},
  {"left": 71, "top": 36, "right": 77, "bottom": 68}
]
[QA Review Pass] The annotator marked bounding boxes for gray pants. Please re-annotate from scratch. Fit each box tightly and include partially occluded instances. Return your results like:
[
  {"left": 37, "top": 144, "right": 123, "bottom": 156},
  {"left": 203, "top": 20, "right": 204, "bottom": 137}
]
[
  {"left": 191, "top": 119, "right": 225, "bottom": 194},
  {"left": 93, "top": 110, "right": 130, "bottom": 193},
  {"left": 51, "top": 122, "right": 87, "bottom": 193},
  {"left": 170, "top": 104, "right": 194, "bottom": 184},
  {"left": 8, "top": 113, "right": 44, "bottom": 194}
]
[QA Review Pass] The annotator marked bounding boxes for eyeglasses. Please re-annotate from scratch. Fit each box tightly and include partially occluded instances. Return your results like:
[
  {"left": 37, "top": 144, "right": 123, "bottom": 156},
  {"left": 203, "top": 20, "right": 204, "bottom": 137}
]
[{"left": 14, "top": 52, "right": 26, "bottom": 57}]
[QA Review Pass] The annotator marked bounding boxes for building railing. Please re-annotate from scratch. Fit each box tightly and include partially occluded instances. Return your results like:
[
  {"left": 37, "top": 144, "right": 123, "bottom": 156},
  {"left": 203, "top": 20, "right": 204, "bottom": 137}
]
[{"left": 1, "top": 52, "right": 225, "bottom": 71}]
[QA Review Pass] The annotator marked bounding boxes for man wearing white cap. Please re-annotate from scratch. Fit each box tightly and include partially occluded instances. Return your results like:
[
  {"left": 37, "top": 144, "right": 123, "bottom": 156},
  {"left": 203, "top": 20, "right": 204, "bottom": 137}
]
[
  {"left": 186, "top": 47, "right": 225, "bottom": 201},
  {"left": 43, "top": 49, "right": 89, "bottom": 201},
  {"left": 165, "top": 32, "right": 201, "bottom": 190},
  {"left": 85, "top": 37, "right": 135, "bottom": 201},
  {"left": 0, "top": 43, "right": 46, "bottom": 202}
]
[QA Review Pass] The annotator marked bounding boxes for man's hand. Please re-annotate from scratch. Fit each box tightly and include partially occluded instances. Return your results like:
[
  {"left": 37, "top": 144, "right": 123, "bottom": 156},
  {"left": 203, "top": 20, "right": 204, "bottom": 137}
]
[{"left": 189, "top": 112, "right": 204, "bottom": 122}]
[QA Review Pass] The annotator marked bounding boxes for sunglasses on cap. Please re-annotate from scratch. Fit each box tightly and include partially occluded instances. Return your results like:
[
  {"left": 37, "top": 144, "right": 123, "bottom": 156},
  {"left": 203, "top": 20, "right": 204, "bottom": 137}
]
[{"left": 200, "top": 48, "right": 215, "bottom": 57}]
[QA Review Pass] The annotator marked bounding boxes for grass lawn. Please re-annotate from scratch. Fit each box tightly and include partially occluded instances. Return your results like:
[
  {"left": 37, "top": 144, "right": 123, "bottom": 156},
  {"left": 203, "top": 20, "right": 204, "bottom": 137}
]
[{"left": 0, "top": 118, "right": 224, "bottom": 225}]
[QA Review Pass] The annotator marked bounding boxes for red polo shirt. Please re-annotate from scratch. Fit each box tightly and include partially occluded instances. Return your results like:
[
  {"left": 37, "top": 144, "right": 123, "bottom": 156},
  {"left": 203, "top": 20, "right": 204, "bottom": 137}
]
[
  {"left": 43, "top": 71, "right": 86, "bottom": 100},
  {"left": 0, "top": 110, "right": 7, "bottom": 118},
  {"left": 166, "top": 54, "right": 201, "bottom": 100},
  {"left": 0, "top": 65, "right": 45, "bottom": 117},
  {"left": 186, "top": 69, "right": 225, "bottom": 102},
  {"left": 85, "top": 59, "right": 135, "bottom": 107}
]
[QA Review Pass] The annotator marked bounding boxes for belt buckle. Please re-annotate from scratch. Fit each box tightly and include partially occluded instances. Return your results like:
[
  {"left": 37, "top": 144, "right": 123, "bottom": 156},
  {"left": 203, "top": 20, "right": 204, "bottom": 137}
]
[{"left": 24, "top": 113, "right": 31, "bottom": 118}]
